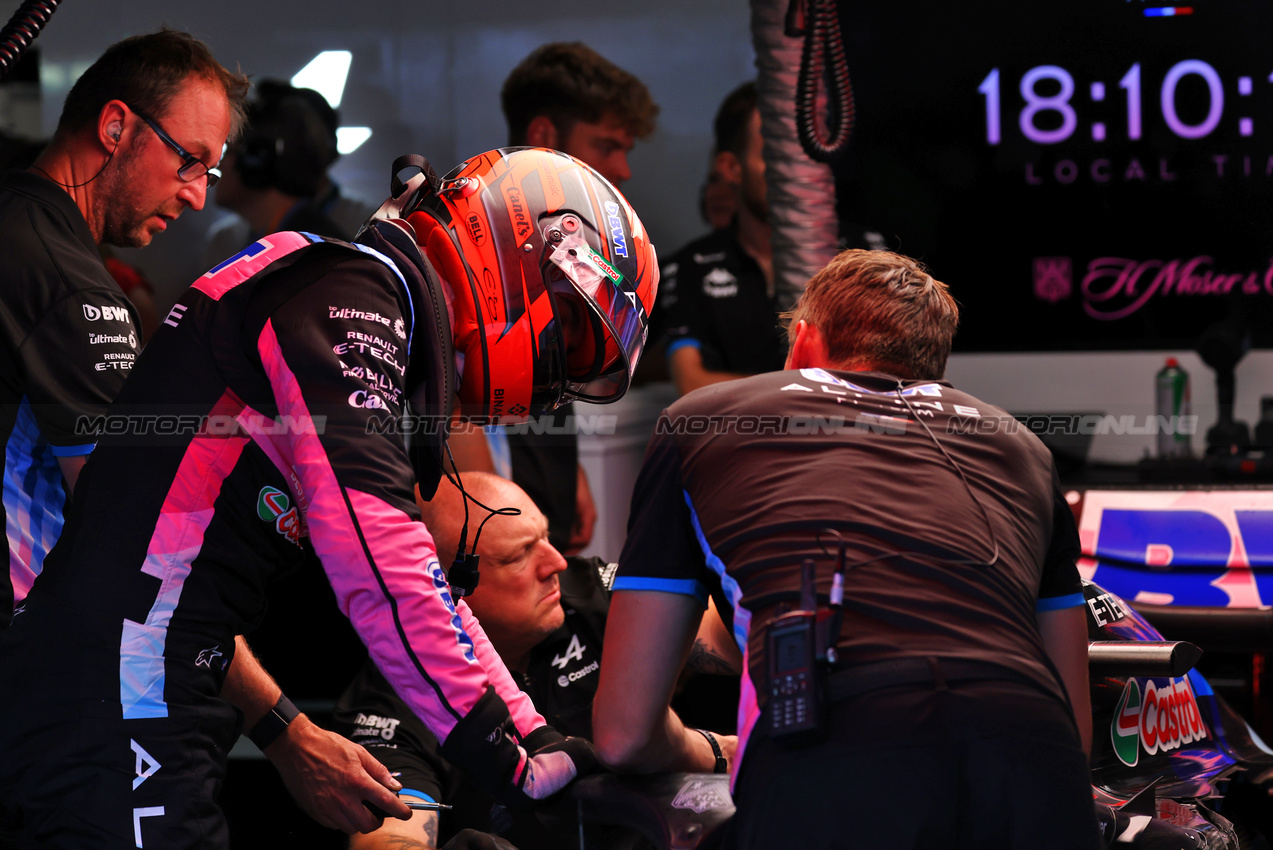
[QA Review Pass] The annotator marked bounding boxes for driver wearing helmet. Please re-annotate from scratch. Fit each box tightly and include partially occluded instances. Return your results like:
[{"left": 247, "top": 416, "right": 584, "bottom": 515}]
[{"left": 0, "top": 147, "right": 657, "bottom": 850}]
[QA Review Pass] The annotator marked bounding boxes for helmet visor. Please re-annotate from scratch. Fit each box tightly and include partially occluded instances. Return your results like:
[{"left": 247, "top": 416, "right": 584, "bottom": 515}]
[{"left": 544, "top": 227, "right": 650, "bottom": 403}]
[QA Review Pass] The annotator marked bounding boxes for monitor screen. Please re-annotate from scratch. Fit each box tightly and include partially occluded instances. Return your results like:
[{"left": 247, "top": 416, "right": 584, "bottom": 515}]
[{"left": 833, "top": 1, "right": 1273, "bottom": 351}]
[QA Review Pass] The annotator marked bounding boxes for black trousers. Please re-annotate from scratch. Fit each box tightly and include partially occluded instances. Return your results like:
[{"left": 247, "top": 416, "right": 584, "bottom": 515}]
[
  {"left": 0, "top": 700, "right": 240, "bottom": 849},
  {"left": 722, "top": 678, "right": 1101, "bottom": 850}
]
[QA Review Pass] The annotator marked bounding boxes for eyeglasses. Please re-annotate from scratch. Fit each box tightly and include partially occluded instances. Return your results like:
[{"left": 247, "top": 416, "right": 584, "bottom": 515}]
[{"left": 130, "top": 106, "right": 221, "bottom": 187}]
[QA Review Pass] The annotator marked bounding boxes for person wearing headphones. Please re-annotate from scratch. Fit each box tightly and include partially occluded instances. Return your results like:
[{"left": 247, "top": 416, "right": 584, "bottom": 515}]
[
  {"left": 0, "top": 31, "right": 247, "bottom": 632},
  {"left": 335, "top": 471, "right": 738, "bottom": 850},
  {"left": 200, "top": 80, "right": 357, "bottom": 270},
  {"left": 593, "top": 249, "right": 1099, "bottom": 849},
  {"left": 0, "top": 147, "right": 658, "bottom": 849}
]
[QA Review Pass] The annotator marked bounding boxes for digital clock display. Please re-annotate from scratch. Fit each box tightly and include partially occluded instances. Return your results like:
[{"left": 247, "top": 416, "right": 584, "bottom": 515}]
[{"left": 832, "top": 0, "right": 1273, "bottom": 351}]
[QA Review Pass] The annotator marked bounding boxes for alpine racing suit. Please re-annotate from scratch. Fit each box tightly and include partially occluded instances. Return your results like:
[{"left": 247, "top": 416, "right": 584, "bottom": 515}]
[{"left": 0, "top": 223, "right": 561, "bottom": 848}]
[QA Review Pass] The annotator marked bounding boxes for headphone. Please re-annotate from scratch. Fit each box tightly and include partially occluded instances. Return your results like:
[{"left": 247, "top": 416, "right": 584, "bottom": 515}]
[{"left": 235, "top": 82, "right": 339, "bottom": 197}]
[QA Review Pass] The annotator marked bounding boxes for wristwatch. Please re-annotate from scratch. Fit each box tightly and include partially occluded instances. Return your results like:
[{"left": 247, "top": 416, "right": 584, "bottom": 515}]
[
  {"left": 248, "top": 694, "right": 301, "bottom": 750},
  {"left": 694, "top": 728, "right": 728, "bottom": 774}
]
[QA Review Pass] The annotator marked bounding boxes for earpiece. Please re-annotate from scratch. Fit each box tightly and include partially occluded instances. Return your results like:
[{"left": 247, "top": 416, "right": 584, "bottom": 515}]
[{"left": 108, "top": 125, "right": 122, "bottom": 142}]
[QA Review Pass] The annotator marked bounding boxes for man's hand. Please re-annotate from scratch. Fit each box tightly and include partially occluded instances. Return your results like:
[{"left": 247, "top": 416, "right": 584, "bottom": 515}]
[
  {"left": 440, "top": 691, "right": 595, "bottom": 810},
  {"left": 712, "top": 732, "right": 739, "bottom": 775},
  {"left": 518, "top": 727, "right": 598, "bottom": 801},
  {"left": 265, "top": 714, "right": 412, "bottom": 834},
  {"left": 566, "top": 463, "right": 597, "bottom": 554}
]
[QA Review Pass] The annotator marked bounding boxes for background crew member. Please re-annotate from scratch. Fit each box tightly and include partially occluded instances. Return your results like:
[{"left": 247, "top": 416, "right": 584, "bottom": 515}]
[
  {"left": 659, "top": 82, "right": 783, "bottom": 397},
  {"left": 337, "top": 472, "right": 738, "bottom": 850},
  {"left": 0, "top": 147, "right": 658, "bottom": 848},
  {"left": 593, "top": 249, "right": 1099, "bottom": 849},
  {"left": 0, "top": 30, "right": 246, "bottom": 629},
  {"left": 201, "top": 79, "right": 365, "bottom": 271},
  {"left": 449, "top": 42, "right": 659, "bottom": 555}
]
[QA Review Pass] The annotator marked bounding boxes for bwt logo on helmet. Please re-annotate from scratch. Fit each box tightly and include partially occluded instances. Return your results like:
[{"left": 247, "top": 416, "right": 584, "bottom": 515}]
[
  {"left": 605, "top": 202, "right": 628, "bottom": 258},
  {"left": 465, "top": 212, "right": 487, "bottom": 246},
  {"left": 83, "top": 304, "right": 133, "bottom": 323},
  {"left": 503, "top": 185, "right": 532, "bottom": 242}
]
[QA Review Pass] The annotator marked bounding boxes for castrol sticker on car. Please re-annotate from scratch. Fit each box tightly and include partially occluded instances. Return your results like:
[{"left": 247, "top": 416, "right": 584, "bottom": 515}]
[{"left": 1111, "top": 676, "right": 1208, "bottom": 767}]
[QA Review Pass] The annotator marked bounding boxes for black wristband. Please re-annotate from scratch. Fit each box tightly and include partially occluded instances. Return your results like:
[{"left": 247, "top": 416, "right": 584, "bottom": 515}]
[
  {"left": 248, "top": 694, "right": 300, "bottom": 751},
  {"left": 694, "top": 728, "right": 727, "bottom": 774}
]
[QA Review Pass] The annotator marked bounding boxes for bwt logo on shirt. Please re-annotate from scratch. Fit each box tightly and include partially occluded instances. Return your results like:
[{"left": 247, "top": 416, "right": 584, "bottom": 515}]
[
  {"left": 353, "top": 712, "right": 402, "bottom": 741},
  {"left": 83, "top": 304, "right": 132, "bottom": 323}
]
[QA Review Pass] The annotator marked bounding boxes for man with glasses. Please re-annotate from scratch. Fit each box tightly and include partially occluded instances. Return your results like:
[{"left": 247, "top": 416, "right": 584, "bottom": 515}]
[
  {"left": 1, "top": 29, "right": 242, "bottom": 627},
  {"left": 0, "top": 144, "right": 659, "bottom": 848},
  {"left": 0, "top": 29, "right": 425, "bottom": 848}
]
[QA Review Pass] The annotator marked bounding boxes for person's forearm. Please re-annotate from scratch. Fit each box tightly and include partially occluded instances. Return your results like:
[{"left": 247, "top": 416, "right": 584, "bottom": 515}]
[
  {"left": 225, "top": 638, "right": 411, "bottom": 832},
  {"left": 595, "top": 591, "right": 732, "bottom": 773},
  {"left": 1038, "top": 605, "right": 1092, "bottom": 757},
  {"left": 607, "top": 707, "right": 720, "bottom": 774},
  {"left": 222, "top": 635, "right": 282, "bottom": 728}
]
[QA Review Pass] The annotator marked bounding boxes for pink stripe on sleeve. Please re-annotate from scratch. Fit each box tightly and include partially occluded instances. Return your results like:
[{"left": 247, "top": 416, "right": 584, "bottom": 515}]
[
  {"left": 194, "top": 233, "right": 315, "bottom": 301},
  {"left": 457, "top": 600, "right": 547, "bottom": 738},
  {"left": 256, "top": 319, "right": 503, "bottom": 743}
]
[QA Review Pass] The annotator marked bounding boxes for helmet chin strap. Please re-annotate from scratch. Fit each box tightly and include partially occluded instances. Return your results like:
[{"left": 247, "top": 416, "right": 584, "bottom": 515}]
[{"left": 357, "top": 154, "right": 440, "bottom": 238}]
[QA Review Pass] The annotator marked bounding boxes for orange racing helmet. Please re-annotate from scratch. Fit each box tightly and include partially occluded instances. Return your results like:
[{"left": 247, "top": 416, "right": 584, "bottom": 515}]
[{"left": 388, "top": 147, "right": 658, "bottom": 423}]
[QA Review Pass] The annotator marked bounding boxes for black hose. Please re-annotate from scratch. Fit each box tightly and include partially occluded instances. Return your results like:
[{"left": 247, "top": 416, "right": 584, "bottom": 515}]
[
  {"left": 794, "top": 0, "right": 854, "bottom": 163},
  {"left": 0, "top": 0, "right": 61, "bottom": 81}
]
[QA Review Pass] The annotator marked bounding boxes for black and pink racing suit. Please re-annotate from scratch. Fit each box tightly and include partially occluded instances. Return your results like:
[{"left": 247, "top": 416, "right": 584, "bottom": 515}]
[{"left": 0, "top": 223, "right": 555, "bottom": 848}]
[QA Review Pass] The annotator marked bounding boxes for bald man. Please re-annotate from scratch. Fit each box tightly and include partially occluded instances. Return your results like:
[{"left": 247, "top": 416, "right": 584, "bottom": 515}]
[
  {"left": 334, "top": 472, "right": 735, "bottom": 850},
  {"left": 333, "top": 472, "right": 612, "bottom": 850}
]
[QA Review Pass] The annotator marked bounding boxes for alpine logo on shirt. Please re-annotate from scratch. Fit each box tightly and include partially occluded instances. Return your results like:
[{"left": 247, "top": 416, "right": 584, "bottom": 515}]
[
  {"left": 552, "top": 634, "right": 586, "bottom": 669},
  {"left": 552, "top": 633, "right": 599, "bottom": 687}
]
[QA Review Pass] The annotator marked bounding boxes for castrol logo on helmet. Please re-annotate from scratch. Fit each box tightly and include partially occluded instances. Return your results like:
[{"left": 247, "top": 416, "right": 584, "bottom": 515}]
[
  {"left": 1110, "top": 676, "right": 1208, "bottom": 767},
  {"left": 503, "top": 184, "right": 533, "bottom": 242}
]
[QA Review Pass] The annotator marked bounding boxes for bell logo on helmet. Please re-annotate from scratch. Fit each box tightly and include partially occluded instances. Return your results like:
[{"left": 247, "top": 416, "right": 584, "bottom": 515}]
[
  {"left": 465, "top": 212, "right": 487, "bottom": 247},
  {"left": 605, "top": 202, "right": 629, "bottom": 258}
]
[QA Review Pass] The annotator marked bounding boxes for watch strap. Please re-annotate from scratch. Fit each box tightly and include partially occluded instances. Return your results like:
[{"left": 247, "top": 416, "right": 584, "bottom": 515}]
[
  {"left": 248, "top": 694, "right": 301, "bottom": 751},
  {"left": 694, "top": 728, "right": 727, "bottom": 774}
]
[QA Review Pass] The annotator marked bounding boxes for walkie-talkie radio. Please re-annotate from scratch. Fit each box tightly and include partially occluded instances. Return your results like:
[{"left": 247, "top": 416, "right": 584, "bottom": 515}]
[{"left": 767, "top": 557, "right": 837, "bottom": 746}]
